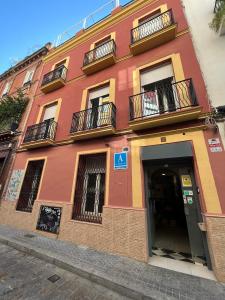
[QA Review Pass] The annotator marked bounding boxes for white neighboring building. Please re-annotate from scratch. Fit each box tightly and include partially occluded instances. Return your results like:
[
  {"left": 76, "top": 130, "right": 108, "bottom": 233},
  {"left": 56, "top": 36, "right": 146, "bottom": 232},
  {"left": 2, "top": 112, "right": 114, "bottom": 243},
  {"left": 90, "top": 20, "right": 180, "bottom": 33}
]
[{"left": 182, "top": 0, "right": 225, "bottom": 147}]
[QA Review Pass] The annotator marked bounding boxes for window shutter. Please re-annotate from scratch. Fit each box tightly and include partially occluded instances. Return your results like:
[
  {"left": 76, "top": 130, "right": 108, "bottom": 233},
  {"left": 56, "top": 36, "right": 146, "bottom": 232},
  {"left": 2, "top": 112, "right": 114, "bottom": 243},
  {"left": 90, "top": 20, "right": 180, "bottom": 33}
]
[
  {"left": 140, "top": 63, "right": 174, "bottom": 87},
  {"left": 42, "top": 104, "right": 57, "bottom": 121},
  {"left": 23, "top": 69, "right": 35, "bottom": 85},
  {"left": 89, "top": 85, "right": 110, "bottom": 100},
  {"left": 2, "top": 81, "right": 12, "bottom": 96}
]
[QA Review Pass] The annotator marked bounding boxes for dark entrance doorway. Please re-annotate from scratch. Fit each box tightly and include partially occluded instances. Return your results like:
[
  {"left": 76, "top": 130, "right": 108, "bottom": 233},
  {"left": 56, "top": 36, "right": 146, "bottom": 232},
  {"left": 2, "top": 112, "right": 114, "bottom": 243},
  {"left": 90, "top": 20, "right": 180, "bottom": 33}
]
[
  {"left": 150, "top": 168, "right": 191, "bottom": 255},
  {"left": 144, "top": 160, "right": 210, "bottom": 266}
]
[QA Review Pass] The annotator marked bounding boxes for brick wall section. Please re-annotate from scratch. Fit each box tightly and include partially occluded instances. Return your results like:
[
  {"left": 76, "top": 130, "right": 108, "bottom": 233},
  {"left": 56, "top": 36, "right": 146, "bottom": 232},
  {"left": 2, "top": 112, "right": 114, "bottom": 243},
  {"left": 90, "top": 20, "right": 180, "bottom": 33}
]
[
  {"left": 205, "top": 215, "right": 225, "bottom": 282},
  {"left": 0, "top": 201, "right": 148, "bottom": 262}
]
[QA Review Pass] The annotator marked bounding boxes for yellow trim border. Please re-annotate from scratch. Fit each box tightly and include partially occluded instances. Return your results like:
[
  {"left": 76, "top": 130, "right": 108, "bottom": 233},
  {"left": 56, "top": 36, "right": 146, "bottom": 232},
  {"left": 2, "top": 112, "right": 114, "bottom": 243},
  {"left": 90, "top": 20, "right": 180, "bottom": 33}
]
[
  {"left": 130, "top": 129, "right": 222, "bottom": 214},
  {"left": 90, "top": 32, "right": 116, "bottom": 50},
  {"left": 51, "top": 56, "right": 70, "bottom": 70},
  {"left": 70, "top": 148, "right": 110, "bottom": 209},
  {"left": 80, "top": 78, "right": 115, "bottom": 110},
  {"left": 132, "top": 53, "right": 185, "bottom": 95},
  {"left": 36, "top": 98, "right": 62, "bottom": 124},
  {"left": 133, "top": 4, "right": 168, "bottom": 28}
]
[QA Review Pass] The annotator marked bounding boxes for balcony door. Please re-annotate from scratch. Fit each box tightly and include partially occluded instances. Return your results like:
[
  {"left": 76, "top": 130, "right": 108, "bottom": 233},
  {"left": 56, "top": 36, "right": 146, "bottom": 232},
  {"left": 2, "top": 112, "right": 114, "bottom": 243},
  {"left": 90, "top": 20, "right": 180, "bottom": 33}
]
[
  {"left": 54, "top": 60, "right": 67, "bottom": 80},
  {"left": 94, "top": 37, "right": 111, "bottom": 60},
  {"left": 37, "top": 103, "right": 57, "bottom": 139},
  {"left": 87, "top": 85, "right": 110, "bottom": 129},
  {"left": 140, "top": 63, "right": 176, "bottom": 117},
  {"left": 138, "top": 11, "right": 163, "bottom": 40}
]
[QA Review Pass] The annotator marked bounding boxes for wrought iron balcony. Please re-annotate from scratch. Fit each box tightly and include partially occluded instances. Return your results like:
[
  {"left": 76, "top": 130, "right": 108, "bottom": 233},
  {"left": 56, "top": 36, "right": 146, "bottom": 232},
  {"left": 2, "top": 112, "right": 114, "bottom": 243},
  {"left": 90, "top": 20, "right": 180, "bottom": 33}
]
[
  {"left": 40, "top": 65, "right": 67, "bottom": 93},
  {"left": 130, "top": 9, "right": 176, "bottom": 55},
  {"left": 23, "top": 118, "right": 57, "bottom": 148},
  {"left": 82, "top": 40, "right": 116, "bottom": 74},
  {"left": 70, "top": 102, "right": 116, "bottom": 140},
  {"left": 129, "top": 79, "right": 201, "bottom": 130},
  {"left": 214, "top": 0, "right": 224, "bottom": 13}
]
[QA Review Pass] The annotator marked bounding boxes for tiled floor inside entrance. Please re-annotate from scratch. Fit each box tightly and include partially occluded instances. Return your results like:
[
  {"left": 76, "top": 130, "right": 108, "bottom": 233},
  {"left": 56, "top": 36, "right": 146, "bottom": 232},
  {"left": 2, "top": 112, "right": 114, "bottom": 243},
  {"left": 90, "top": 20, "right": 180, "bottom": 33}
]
[
  {"left": 152, "top": 247, "right": 206, "bottom": 265},
  {"left": 149, "top": 256, "right": 216, "bottom": 281}
]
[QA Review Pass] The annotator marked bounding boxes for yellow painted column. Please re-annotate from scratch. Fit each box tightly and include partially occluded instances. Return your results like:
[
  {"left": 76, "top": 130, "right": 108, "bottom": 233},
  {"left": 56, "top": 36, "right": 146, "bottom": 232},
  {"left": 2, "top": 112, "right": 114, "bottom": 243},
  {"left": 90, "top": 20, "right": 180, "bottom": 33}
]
[{"left": 131, "top": 130, "right": 222, "bottom": 213}]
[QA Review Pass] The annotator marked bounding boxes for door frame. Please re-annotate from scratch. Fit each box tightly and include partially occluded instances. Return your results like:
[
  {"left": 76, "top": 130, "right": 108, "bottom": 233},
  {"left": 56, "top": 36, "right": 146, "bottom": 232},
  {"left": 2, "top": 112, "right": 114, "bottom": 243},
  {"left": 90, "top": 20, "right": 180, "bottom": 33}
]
[{"left": 143, "top": 158, "right": 212, "bottom": 268}]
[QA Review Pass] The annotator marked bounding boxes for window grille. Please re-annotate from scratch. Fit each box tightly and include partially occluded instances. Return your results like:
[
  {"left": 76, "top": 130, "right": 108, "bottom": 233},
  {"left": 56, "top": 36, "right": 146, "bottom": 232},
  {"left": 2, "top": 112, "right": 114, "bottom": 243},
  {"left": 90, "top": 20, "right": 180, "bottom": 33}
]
[
  {"left": 16, "top": 160, "right": 44, "bottom": 212},
  {"left": 72, "top": 153, "right": 106, "bottom": 224}
]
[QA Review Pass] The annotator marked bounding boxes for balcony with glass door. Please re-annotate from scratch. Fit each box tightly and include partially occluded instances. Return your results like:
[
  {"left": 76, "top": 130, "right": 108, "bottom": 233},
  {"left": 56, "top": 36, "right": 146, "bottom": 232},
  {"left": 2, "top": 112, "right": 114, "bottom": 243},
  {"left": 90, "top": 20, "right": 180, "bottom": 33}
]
[
  {"left": 22, "top": 118, "right": 57, "bottom": 149},
  {"left": 40, "top": 65, "right": 67, "bottom": 93},
  {"left": 82, "top": 40, "right": 116, "bottom": 75},
  {"left": 130, "top": 9, "right": 177, "bottom": 55},
  {"left": 129, "top": 78, "right": 202, "bottom": 130},
  {"left": 70, "top": 102, "right": 116, "bottom": 140}
]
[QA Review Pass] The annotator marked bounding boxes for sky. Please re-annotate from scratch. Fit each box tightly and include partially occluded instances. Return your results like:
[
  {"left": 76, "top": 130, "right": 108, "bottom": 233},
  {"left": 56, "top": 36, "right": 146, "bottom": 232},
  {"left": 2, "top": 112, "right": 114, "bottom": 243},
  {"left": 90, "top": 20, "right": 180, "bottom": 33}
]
[{"left": 0, "top": 0, "right": 130, "bottom": 74}]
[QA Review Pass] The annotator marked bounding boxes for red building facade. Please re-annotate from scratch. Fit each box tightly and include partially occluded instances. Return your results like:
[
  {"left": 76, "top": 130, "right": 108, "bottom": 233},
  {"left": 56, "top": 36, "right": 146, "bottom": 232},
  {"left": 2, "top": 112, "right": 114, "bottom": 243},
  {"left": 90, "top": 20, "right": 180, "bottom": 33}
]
[
  {"left": 0, "top": 45, "right": 50, "bottom": 199},
  {"left": 1, "top": 0, "right": 225, "bottom": 282}
]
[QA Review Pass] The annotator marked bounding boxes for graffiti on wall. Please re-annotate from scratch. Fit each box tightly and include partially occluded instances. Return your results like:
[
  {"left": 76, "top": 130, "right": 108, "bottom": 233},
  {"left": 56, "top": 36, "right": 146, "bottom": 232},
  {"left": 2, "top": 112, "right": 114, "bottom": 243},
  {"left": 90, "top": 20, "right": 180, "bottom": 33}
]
[
  {"left": 36, "top": 206, "right": 62, "bottom": 234},
  {"left": 5, "top": 169, "right": 25, "bottom": 201}
]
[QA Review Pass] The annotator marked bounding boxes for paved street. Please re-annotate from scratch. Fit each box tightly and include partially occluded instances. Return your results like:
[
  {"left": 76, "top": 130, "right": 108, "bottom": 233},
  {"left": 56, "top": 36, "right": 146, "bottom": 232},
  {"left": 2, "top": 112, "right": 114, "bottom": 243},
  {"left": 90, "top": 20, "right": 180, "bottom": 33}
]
[{"left": 0, "top": 244, "right": 128, "bottom": 300}]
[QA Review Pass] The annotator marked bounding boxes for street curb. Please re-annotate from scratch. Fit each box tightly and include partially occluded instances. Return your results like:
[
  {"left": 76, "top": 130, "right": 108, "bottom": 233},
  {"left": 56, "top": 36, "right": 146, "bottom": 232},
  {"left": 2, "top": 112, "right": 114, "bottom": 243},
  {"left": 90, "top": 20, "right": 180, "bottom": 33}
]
[{"left": 0, "top": 235, "right": 154, "bottom": 300}]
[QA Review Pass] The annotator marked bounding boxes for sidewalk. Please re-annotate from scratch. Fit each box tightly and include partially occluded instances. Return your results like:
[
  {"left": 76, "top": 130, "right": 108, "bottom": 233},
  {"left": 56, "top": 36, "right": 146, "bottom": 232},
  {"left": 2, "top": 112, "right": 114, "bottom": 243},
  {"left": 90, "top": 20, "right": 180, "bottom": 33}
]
[{"left": 0, "top": 224, "right": 224, "bottom": 300}]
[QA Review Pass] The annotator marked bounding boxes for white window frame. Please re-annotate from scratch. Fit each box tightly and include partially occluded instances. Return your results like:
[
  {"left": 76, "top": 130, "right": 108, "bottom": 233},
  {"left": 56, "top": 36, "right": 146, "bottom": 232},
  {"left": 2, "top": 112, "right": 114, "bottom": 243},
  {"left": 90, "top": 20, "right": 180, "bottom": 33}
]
[
  {"left": 23, "top": 68, "right": 35, "bottom": 86},
  {"left": 1, "top": 81, "right": 12, "bottom": 96}
]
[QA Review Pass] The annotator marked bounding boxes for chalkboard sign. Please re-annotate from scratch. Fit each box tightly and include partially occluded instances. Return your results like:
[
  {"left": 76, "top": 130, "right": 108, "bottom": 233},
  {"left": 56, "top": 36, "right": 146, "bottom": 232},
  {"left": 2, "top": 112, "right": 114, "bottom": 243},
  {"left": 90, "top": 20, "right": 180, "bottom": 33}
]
[{"left": 36, "top": 206, "right": 62, "bottom": 234}]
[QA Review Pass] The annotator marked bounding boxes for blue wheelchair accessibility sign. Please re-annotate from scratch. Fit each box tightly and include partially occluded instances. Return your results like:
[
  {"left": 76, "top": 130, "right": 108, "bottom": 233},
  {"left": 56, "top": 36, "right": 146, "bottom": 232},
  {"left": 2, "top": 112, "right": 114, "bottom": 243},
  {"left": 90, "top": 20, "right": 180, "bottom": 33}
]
[{"left": 114, "top": 152, "right": 128, "bottom": 170}]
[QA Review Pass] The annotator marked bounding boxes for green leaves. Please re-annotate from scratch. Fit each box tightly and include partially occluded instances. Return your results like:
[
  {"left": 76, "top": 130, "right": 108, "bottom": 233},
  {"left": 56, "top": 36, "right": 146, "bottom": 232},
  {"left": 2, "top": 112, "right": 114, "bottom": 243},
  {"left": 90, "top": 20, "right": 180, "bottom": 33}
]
[
  {"left": 210, "top": 0, "right": 225, "bottom": 32},
  {"left": 0, "top": 90, "right": 29, "bottom": 132}
]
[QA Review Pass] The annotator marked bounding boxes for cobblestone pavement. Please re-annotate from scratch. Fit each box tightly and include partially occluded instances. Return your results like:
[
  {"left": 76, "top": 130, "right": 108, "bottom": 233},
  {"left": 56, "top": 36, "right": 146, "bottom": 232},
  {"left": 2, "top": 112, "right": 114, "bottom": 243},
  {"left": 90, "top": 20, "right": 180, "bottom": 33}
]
[
  {"left": 0, "top": 244, "right": 128, "bottom": 300},
  {"left": 0, "top": 225, "right": 225, "bottom": 299}
]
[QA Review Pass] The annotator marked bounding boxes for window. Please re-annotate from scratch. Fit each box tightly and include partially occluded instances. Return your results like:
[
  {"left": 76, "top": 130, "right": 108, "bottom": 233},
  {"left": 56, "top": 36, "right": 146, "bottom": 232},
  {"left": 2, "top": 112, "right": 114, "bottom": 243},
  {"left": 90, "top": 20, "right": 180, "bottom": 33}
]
[
  {"left": 41, "top": 103, "right": 57, "bottom": 122},
  {"left": 34, "top": 103, "right": 57, "bottom": 140},
  {"left": 54, "top": 59, "right": 66, "bottom": 69},
  {"left": 1, "top": 81, "right": 12, "bottom": 96},
  {"left": 72, "top": 153, "right": 106, "bottom": 223},
  {"left": 16, "top": 160, "right": 45, "bottom": 212},
  {"left": 138, "top": 10, "right": 163, "bottom": 40},
  {"left": 23, "top": 68, "right": 35, "bottom": 86},
  {"left": 94, "top": 36, "right": 112, "bottom": 59},
  {"left": 140, "top": 63, "right": 177, "bottom": 116},
  {"left": 86, "top": 84, "right": 110, "bottom": 129}
]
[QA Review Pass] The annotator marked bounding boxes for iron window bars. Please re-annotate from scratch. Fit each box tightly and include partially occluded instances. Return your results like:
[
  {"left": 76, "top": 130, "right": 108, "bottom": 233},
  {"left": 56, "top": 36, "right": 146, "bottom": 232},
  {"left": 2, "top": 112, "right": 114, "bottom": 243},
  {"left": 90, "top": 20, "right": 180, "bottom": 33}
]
[
  {"left": 129, "top": 78, "right": 198, "bottom": 121},
  {"left": 131, "top": 9, "right": 175, "bottom": 44},
  {"left": 72, "top": 153, "right": 106, "bottom": 224},
  {"left": 23, "top": 118, "right": 57, "bottom": 143},
  {"left": 16, "top": 160, "right": 44, "bottom": 212},
  {"left": 83, "top": 39, "right": 116, "bottom": 66},
  {"left": 41, "top": 65, "right": 67, "bottom": 86},
  {"left": 70, "top": 102, "right": 116, "bottom": 133}
]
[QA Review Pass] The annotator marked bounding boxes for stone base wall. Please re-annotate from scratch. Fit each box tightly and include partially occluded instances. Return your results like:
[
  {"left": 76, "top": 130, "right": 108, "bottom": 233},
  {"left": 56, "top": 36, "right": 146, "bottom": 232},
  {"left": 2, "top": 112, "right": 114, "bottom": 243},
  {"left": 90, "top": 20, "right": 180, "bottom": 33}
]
[
  {"left": 205, "top": 215, "right": 225, "bottom": 282},
  {"left": 0, "top": 200, "right": 148, "bottom": 262}
]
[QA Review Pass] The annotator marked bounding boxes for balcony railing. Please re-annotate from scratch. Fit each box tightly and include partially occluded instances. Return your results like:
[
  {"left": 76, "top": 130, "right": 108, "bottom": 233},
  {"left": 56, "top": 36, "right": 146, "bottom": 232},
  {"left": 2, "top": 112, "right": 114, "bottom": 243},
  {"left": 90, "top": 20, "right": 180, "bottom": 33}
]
[
  {"left": 129, "top": 79, "right": 198, "bottom": 121},
  {"left": 131, "top": 9, "right": 175, "bottom": 44},
  {"left": 23, "top": 118, "right": 57, "bottom": 144},
  {"left": 70, "top": 103, "right": 116, "bottom": 134},
  {"left": 83, "top": 40, "right": 116, "bottom": 66},
  {"left": 41, "top": 65, "right": 67, "bottom": 87},
  {"left": 214, "top": 0, "right": 224, "bottom": 13}
]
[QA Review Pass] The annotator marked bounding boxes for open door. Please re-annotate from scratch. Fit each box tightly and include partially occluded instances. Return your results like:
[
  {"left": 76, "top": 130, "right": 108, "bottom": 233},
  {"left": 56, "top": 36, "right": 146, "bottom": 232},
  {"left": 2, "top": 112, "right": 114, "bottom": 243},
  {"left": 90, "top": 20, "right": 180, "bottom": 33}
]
[
  {"left": 178, "top": 166, "right": 209, "bottom": 265},
  {"left": 144, "top": 161, "right": 210, "bottom": 266}
]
